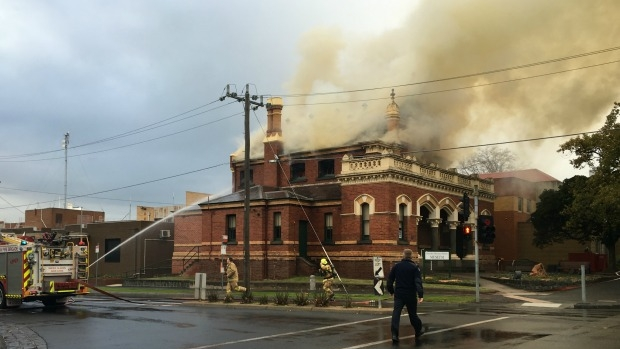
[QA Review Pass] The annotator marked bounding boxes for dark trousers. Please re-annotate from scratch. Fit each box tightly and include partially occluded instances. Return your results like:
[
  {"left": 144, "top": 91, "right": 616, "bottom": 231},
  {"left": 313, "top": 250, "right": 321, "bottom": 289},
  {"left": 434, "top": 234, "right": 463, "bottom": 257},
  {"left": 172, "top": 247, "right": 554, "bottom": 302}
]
[{"left": 391, "top": 293, "right": 422, "bottom": 336}]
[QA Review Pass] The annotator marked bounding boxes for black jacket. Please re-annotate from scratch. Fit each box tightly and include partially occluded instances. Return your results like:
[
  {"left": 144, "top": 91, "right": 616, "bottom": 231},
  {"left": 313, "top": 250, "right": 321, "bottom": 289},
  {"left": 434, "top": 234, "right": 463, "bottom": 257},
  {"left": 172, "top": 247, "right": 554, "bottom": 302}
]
[{"left": 386, "top": 258, "right": 424, "bottom": 298}]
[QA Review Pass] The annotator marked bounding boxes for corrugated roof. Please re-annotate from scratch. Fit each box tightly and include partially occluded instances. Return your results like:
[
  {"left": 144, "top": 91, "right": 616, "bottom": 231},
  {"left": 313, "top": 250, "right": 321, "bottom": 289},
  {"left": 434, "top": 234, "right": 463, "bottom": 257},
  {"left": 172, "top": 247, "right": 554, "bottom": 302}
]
[{"left": 479, "top": 169, "right": 559, "bottom": 183}]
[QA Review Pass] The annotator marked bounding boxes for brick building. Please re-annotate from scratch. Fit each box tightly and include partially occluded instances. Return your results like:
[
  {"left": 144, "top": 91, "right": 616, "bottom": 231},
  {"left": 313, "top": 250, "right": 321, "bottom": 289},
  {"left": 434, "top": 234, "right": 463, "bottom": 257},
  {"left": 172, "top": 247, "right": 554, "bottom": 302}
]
[
  {"left": 172, "top": 93, "right": 495, "bottom": 280},
  {"left": 24, "top": 207, "right": 105, "bottom": 230}
]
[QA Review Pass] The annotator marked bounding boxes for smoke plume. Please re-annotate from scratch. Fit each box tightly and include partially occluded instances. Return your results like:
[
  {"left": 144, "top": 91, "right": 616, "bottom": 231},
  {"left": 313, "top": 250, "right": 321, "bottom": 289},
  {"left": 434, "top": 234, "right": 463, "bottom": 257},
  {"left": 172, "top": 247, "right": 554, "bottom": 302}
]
[{"left": 276, "top": 0, "right": 620, "bottom": 171}]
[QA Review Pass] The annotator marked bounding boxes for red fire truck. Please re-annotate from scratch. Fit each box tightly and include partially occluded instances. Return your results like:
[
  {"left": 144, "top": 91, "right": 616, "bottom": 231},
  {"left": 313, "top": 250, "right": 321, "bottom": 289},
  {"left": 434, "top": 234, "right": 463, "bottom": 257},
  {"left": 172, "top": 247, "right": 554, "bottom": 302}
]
[{"left": 0, "top": 231, "right": 89, "bottom": 307}]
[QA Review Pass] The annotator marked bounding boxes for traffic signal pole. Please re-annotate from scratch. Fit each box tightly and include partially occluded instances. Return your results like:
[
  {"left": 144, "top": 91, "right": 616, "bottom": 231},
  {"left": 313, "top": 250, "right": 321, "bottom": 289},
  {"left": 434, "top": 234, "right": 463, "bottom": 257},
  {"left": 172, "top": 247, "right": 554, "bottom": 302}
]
[{"left": 474, "top": 185, "right": 480, "bottom": 302}]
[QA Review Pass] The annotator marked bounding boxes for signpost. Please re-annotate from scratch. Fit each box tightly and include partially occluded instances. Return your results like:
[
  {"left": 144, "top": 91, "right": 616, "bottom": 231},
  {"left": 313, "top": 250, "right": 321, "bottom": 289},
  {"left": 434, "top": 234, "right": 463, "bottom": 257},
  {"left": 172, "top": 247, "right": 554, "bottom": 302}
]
[
  {"left": 372, "top": 256, "right": 384, "bottom": 308},
  {"left": 422, "top": 250, "right": 452, "bottom": 278}
]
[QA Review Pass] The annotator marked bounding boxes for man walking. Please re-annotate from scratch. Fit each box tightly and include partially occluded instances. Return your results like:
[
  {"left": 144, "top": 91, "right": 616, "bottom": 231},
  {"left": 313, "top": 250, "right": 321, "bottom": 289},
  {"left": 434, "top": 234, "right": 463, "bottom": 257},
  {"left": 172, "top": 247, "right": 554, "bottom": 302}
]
[
  {"left": 225, "top": 256, "right": 247, "bottom": 296},
  {"left": 386, "top": 249, "right": 424, "bottom": 344}
]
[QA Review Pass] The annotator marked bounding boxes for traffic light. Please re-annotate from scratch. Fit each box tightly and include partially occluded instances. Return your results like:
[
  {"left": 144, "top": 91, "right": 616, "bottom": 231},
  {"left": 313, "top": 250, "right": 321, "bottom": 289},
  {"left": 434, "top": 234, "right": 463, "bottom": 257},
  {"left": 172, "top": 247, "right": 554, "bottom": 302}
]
[
  {"left": 477, "top": 215, "right": 496, "bottom": 244},
  {"left": 463, "top": 224, "right": 472, "bottom": 240},
  {"left": 461, "top": 193, "right": 470, "bottom": 222},
  {"left": 455, "top": 225, "right": 465, "bottom": 259}
]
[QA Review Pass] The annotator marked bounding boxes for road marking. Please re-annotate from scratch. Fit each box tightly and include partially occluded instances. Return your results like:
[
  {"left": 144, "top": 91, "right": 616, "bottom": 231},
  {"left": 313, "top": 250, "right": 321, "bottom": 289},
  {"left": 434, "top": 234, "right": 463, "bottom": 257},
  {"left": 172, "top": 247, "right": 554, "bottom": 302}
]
[
  {"left": 340, "top": 316, "right": 510, "bottom": 349},
  {"left": 522, "top": 303, "right": 562, "bottom": 308},
  {"left": 188, "top": 315, "right": 394, "bottom": 349}
]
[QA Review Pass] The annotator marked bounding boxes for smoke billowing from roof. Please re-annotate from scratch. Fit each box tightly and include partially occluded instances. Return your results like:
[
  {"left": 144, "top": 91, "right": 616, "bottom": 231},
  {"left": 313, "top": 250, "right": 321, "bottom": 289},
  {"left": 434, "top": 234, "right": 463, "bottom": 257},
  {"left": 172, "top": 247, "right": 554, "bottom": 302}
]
[{"left": 270, "top": 0, "right": 620, "bottom": 169}]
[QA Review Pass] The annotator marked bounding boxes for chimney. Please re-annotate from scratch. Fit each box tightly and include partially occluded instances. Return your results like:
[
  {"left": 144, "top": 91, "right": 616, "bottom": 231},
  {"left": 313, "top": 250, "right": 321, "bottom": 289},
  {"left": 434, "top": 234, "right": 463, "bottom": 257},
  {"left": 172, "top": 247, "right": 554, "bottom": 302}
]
[{"left": 263, "top": 97, "right": 284, "bottom": 188}]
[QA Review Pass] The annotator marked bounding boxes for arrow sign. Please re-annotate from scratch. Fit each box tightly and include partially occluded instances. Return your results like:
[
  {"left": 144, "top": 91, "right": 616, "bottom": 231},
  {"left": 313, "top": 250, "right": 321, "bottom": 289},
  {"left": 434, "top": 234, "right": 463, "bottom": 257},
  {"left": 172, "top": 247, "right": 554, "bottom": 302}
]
[
  {"left": 372, "top": 256, "right": 384, "bottom": 278},
  {"left": 374, "top": 278, "right": 384, "bottom": 295}
]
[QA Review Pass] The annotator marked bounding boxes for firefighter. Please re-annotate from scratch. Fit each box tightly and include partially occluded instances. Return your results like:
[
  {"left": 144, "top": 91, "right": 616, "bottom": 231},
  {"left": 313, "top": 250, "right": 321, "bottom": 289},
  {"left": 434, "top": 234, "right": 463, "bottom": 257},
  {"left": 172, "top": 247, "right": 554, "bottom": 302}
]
[
  {"left": 225, "top": 256, "right": 247, "bottom": 296},
  {"left": 320, "top": 258, "right": 335, "bottom": 300}
]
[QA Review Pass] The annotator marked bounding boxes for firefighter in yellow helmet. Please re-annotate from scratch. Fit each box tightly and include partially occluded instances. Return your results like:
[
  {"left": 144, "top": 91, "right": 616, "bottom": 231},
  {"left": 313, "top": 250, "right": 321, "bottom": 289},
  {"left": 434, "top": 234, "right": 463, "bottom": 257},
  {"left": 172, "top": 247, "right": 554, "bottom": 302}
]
[
  {"left": 320, "top": 258, "right": 335, "bottom": 301},
  {"left": 225, "top": 256, "right": 247, "bottom": 296}
]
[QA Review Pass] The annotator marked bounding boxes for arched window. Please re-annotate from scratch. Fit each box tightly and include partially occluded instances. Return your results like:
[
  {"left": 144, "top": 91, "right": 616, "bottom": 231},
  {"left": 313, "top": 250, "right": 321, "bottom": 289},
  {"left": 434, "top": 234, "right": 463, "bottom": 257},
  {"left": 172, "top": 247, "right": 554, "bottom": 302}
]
[
  {"left": 399, "top": 203, "right": 407, "bottom": 241},
  {"left": 361, "top": 203, "right": 370, "bottom": 241}
]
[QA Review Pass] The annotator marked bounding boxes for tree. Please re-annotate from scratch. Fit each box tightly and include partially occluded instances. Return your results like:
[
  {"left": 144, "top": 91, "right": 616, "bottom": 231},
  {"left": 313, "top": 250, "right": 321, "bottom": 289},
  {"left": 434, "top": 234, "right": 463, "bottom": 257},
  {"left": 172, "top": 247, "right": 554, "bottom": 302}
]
[
  {"left": 531, "top": 175, "right": 588, "bottom": 246},
  {"left": 534, "top": 102, "right": 620, "bottom": 270},
  {"left": 458, "top": 146, "right": 516, "bottom": 175}
]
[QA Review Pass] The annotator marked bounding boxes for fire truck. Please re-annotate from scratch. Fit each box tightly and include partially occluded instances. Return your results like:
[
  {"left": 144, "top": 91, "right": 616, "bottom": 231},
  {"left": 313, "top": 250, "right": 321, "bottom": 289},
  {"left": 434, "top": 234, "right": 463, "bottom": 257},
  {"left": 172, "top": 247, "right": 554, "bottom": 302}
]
[{"left": 0, "top": 231, "right": 89, "bottom": 307}]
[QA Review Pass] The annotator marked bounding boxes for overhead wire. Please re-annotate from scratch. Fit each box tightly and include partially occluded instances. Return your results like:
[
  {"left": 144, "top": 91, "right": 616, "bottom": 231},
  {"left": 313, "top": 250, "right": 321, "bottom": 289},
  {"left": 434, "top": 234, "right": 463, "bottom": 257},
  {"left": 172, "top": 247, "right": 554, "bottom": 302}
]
[
  {"left": 275, "top": 45, "right": 620, "bottom": 98},
  {"left": 0, "top": 99, "right": 231, "bottom": 160},
  {"left": 3, "top": 47, "right": 617, "bottom": 217},
  {"left": 0, "top": 162, "right": 229, "bottom": 212},
  {"left": 0, "top": 110, "right": 243, "bottom": 163}
]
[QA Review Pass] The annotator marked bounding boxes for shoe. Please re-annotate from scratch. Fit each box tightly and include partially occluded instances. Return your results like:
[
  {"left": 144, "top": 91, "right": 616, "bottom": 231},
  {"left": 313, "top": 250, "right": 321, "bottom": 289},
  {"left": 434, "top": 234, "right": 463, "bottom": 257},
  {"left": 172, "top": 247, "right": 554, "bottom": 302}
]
[
  {"left": 391, "top": 335, "right": 399, "bottom": 343},
  {"left": 415, "top": 329, "right": 425, "bottom": 340}
]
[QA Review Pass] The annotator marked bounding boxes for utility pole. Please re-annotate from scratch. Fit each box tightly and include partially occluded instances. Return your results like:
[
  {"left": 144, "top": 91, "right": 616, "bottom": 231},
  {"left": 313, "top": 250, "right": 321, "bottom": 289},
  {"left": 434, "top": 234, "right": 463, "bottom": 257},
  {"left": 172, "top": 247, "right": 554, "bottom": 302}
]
[
  {"left": 220, "top": 84, "right": 264, "bottom": 290},
  {"left": 473, "top": 185, "right": 480, "bottom": 302},
  {"left": 62, "top": 132, "right": 70, "bottom": 209}
]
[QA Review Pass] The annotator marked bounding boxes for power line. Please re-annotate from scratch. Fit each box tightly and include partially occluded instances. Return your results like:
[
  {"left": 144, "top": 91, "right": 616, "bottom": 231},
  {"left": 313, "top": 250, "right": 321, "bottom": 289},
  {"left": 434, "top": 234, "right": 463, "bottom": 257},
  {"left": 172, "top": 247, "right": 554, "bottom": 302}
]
[
  {"left": 0, "top": 162, "right": 229, "bottom": 211},
  {"left": 403, "top": 131, "right": 598, "bottom": 156},
  {"left": 0, "top": 110, "right": 243, "bottom": 163},
  {"left": 282, "top": 59, "right": 620, "bottom": 107},
  {"left": 0, "top": 99, "right": 228, "bottom": 160},
  {"left": 276, "top": 45, "right": 620, "bottom": 98}
]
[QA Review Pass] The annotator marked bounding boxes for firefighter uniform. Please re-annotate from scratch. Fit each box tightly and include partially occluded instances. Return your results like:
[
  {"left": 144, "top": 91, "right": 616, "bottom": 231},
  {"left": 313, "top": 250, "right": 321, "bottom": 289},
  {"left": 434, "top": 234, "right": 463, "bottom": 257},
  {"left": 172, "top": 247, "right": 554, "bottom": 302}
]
[
  {"left": 225, "top": 257, "right": 247, "bottom": 295},
  {"left": 320, "top": 258, "right": 335, "bottom": 300}
]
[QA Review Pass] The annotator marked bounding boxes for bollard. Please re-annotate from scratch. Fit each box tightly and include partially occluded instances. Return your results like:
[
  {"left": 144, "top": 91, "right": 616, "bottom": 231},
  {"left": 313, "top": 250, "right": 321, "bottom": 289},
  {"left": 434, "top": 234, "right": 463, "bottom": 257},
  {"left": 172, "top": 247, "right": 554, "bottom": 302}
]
[
  {"left": 309, "top": 275, "right": 316, "bottom": 291},
  {"left": 194, "top": 273, "right": 207, "bottom": 300}
]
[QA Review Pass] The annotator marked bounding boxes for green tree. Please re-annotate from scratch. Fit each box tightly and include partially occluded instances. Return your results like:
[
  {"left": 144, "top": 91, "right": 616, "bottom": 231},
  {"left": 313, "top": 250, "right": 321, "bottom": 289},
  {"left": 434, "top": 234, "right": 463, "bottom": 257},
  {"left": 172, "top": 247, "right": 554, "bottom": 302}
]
[
  {"left": 531, "top": 176, "right": 588, "bottom": 246},
  {"left": 557, "top": 102, "right": 620, "bottom": 270}
]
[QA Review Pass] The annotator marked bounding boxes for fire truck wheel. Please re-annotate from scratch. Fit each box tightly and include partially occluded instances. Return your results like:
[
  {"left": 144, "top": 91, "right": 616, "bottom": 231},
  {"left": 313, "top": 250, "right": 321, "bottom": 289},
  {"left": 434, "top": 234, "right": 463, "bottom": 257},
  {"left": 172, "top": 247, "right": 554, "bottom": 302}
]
[{"left": 0, "top": 285, "right": 6, "bottom": 309}]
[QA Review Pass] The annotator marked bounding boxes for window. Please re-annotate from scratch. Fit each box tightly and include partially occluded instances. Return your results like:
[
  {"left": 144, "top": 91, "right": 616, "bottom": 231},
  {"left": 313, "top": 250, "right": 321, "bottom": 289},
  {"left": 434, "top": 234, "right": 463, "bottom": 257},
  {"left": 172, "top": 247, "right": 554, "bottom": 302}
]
[
  {"left": 361, "top": 203, "right": 370, "bottom": 241},
  {"left": 517, "top": 197, "right": 523, "bottom": 212},
  {"left": 273, "top": 212, "right": 282, "bottom": 241},
  {"left": 291, "top": 163, "right": 306, "bottom": 181},
  {"left": 55, "top": 213, "right": 63, "bottom": 225},
  {"left": 324, "top": 213, "right": 333, "bottom": 243},
  {"left": 398, "top": 203, "right": 407, "bottom": 240},
  {"left": 226, "top": 214, "right": 237, "bottom": 242},
  {"left": 318, "top": 159, "right": 335, "bottom": 178},
  {"left": 104, "top": 238, "right": 121, "bottom": 263},
  {"left": 526, "top": 199, "right": 532, "bottom": 213}
]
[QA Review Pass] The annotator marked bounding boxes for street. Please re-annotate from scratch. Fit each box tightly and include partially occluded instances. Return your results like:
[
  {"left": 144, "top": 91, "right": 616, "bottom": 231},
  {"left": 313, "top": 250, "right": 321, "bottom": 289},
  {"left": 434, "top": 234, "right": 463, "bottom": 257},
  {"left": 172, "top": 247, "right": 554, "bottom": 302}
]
[{"left": 1, "top": 289, "right": 618, "bottom": 349}]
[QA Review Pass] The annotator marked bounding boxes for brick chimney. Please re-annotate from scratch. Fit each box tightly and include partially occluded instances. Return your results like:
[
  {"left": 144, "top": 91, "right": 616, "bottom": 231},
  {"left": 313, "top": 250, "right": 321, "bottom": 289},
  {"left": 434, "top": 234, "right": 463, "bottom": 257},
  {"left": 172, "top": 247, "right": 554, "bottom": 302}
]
[{"left": 263, "top": 97, "right": 283, "bottom": 188}]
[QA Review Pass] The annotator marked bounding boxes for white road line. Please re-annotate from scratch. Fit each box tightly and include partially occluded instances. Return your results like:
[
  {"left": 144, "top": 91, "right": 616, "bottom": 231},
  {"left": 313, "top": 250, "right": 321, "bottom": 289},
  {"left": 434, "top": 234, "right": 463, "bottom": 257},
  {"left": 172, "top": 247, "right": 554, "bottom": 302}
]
[
  {"left": 188, "top": 315, "right": 394, "bottom": 349},
  {"left": 340, "top": 316, "right": 510, "bottom": 349},
  {"left": 522, "top": 303, "right": 562, "bottom": 308}
]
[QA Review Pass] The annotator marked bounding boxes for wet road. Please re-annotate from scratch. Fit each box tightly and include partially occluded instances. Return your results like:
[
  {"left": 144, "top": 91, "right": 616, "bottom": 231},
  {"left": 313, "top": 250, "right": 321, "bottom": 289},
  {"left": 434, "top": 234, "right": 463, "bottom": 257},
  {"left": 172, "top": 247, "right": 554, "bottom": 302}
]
[{"left": 1, "top": 296, "right": 619, "bottom": 349}]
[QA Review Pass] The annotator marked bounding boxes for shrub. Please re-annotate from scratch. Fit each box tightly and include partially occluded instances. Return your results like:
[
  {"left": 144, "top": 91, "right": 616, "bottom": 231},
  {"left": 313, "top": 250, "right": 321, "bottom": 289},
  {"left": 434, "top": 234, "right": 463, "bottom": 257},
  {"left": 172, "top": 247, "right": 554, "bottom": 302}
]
[
  {"left": 207, "top": 291, "right": 219, "bottom": 303},
  {"left": 342, "top": 295, "right": 353, "bottom": 308},
  {"left": 258, "top": 295, "right": 269, "bottom": 305},
  {"left": 293, "top": 292, "right": 310, "bottom": 306},
  {"left": 313, "top": 292, "right": 330, "bottom": 307},
  {"left": 274, "top": 292, "right": 289, "bottom": 305},
  {"left": 241, "top": 290, "right": 254, "bottom": 304}
]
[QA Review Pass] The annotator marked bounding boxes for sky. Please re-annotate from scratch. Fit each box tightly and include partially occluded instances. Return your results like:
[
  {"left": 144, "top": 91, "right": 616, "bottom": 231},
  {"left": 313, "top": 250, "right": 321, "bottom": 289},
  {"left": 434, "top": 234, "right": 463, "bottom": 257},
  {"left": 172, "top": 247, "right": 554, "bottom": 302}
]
[{"left": 1, "top": 0, "right": 619, "bottom": 223}]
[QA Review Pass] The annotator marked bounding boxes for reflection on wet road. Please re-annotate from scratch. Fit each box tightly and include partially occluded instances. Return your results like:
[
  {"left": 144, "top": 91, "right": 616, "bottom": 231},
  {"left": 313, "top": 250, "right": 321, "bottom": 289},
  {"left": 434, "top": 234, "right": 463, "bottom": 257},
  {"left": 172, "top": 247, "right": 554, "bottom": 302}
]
[{"left": 1, "top": 298, "right": 618, "bottom": 349}]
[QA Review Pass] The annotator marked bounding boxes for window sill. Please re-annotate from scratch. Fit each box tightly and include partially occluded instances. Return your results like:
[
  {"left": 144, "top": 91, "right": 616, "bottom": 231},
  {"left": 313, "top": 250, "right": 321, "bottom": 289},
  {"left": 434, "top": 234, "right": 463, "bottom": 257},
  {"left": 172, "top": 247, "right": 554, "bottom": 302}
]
[
  {"left": 357, "top": 239, "right": 372, "bottom": 245},
  {"left": 226, "top": 241, "right": 238, "bottom": 245},
  {"left": 270, "top": 240, "right": 283, "bottom": 245}
]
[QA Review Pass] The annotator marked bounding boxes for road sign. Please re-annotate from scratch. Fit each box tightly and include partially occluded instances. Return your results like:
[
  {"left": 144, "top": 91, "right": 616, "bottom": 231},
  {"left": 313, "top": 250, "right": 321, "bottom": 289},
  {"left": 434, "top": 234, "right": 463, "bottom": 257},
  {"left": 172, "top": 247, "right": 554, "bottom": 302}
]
[
  {"left": 373, "top": 256, "right": 384, "bottom": 278},
  {"left": 373, "top": 278, "right": 384, "bottom": 295},
  {"left": 424, "top": 251, "right": 449, "bottom": 260}
]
